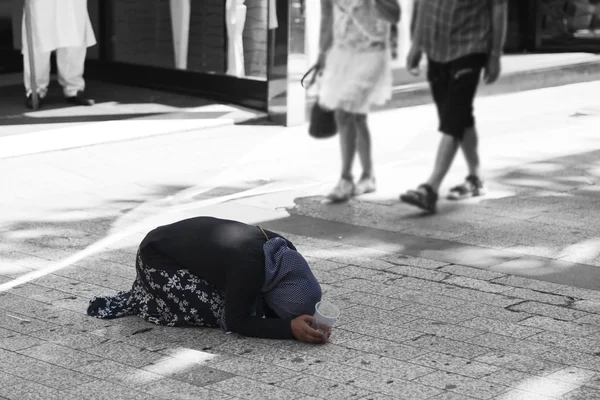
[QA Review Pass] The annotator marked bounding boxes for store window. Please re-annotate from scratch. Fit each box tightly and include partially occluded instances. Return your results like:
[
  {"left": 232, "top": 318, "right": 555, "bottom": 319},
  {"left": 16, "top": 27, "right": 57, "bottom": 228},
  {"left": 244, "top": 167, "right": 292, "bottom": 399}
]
[
  {"left": 110, "top": 0, "right": 269, "bottom": 80},
  {"left": 541, "top": 0, "right": 600, "bottom": 43}
]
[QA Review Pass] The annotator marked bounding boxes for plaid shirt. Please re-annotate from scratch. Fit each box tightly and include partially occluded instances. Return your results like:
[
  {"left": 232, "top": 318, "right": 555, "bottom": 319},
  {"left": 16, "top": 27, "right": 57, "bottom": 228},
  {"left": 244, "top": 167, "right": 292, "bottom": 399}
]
[{"left": 415, "top": 0, "right": 497, "bottom": 63}]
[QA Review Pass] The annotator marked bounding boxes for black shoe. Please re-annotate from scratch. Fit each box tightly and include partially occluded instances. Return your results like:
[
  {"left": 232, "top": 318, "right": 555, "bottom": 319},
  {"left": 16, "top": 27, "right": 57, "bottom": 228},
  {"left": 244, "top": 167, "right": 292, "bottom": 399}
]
[
  {"left": 66, "top": 92, "right": 94, "bottom": 106},
  {"left": 400, "top": 183, "right": 439, "bottom": 214},
  {"left": 25, "top": 94, "right": 43, "bottom": 109}
]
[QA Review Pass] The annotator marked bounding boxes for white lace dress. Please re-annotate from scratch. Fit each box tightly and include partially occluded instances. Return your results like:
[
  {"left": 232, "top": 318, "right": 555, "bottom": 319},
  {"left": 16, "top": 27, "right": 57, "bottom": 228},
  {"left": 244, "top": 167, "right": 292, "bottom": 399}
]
[{"left": 318, "top": 0, "right": 393, "bottom": 114}]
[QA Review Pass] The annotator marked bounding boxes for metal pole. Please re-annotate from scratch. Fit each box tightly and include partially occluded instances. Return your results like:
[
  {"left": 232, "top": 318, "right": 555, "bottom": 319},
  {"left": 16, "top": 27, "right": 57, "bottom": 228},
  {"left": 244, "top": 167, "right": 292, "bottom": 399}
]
[{"left": 24, "top": 0, "right": 39, "bottom": 110}]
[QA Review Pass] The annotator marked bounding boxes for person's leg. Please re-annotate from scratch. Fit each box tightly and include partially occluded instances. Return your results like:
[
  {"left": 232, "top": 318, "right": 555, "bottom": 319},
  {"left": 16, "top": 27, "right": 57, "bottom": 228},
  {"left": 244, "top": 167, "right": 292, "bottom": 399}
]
[
  {"left": 425, "top": 134, "right": 461, "bottom": 193},
  {"left": 23, "top": 46, "right": 51, "bottom": 103},
  {"left": 447, "top": 54, "right": 487, "bottom": 200},
  {"left": 57, "top": 46, "right": 94, "bottom": 105},
  {"left": 461, "top": 126, "right": 480, "bottom": 178},
  {"left": 355, "top": 113, "right": 373, "bottom": 179},
  {"left": 328, "top": 109, "right": 357, "bottom": 202},
  {"left": 354, "top": 113, "right": 377, "bottom": 195}
]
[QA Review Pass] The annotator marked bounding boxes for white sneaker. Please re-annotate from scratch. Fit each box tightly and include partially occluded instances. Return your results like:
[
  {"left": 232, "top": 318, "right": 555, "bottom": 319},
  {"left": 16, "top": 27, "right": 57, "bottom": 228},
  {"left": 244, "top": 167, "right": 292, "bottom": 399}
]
[
  {"left": 354, "top": 176, "right": 376, "bottom": 196},
  {"left": 327, "top": 179, "right": 354, "bottom": 202}
]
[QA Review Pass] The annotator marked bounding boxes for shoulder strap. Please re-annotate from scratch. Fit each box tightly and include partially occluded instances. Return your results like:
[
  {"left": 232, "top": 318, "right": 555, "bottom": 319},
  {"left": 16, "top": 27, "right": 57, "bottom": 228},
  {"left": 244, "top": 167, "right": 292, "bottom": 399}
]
[{"left": 258, "top": 226, "right": 270, "bottom": 241}]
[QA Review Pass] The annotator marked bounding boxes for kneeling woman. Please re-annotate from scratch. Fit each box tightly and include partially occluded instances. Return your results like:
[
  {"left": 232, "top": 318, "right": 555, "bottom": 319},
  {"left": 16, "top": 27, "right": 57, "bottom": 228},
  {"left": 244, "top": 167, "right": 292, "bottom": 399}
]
[{"left": 87, "top": 216, "right": 326, "bottom": 343}]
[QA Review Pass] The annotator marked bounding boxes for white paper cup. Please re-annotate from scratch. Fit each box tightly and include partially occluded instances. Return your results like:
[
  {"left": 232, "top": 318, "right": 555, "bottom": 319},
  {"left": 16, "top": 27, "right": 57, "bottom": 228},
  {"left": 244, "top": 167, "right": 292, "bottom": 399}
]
[{"left": 311, "top": 300, "right": 340, "bottom": 335}]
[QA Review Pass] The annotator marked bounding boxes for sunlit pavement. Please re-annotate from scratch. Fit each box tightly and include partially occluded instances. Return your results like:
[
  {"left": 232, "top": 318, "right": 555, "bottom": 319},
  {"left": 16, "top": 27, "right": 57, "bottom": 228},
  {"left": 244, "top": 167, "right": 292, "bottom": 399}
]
[{"left": 1, "top": 81, "right": 600, "bottom": 399}]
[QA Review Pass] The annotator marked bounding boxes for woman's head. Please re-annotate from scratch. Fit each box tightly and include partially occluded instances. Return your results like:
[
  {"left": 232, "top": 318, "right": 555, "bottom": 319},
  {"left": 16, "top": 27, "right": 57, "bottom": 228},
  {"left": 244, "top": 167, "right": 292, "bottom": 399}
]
[{"left": 262, "top": 238, "right": 322, "bottom": 320}]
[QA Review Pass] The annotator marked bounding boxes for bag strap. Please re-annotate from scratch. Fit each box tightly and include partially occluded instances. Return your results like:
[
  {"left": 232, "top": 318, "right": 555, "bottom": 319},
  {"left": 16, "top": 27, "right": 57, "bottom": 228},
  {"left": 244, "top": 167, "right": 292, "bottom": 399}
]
[
  {"left": 301, "top": 65, "right": 319, "bottom": 89},
  {"left": 258, "top": 226, "right": 270, "bottom": 241}
]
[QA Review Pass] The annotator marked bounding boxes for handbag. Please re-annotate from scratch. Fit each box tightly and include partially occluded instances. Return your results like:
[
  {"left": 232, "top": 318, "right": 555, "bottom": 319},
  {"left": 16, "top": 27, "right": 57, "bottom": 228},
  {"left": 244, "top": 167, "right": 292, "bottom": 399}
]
[{"left": 301, "top": 65, "right": 338, "bottom": 139}]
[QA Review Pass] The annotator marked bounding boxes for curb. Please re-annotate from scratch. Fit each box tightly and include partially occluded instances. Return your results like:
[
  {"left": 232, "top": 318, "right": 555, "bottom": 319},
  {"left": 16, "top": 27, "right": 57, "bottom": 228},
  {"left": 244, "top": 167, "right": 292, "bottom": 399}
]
[{"left": 0, "top": 117, "right": 236, "bottom": 160}]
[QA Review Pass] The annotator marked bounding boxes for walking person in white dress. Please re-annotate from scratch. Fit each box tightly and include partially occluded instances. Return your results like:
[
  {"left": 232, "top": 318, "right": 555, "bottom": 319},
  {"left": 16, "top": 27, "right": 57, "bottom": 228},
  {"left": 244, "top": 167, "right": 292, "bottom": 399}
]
[
  {"left": 22, "top": 0, "right": 96, "bottom": 109},
  {"left": 318, "top": 0, "right": 400, "bottom": 202}
]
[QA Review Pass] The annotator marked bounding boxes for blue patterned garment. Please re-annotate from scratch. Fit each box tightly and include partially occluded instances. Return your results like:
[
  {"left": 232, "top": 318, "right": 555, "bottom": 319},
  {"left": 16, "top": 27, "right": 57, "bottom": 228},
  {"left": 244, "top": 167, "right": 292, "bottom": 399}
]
[
  {"left": 261, "top": 237, "right": 322, "bottom": 319},
  {"left": 220, "top": 237, "right": 322, "bottom": 331}
]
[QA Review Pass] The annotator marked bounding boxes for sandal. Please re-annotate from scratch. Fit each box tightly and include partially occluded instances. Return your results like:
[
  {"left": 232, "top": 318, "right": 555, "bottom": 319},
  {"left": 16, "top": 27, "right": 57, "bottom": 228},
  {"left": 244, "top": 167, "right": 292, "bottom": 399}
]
[
  {"left": 400, "top": 184, "right": 438, "bottom": 213},
  {"left": 327, "top": 178, "right": 355, "bottom": 203},
  {"left": 447, "top": 175, "right": 486, "bottom": 200}
]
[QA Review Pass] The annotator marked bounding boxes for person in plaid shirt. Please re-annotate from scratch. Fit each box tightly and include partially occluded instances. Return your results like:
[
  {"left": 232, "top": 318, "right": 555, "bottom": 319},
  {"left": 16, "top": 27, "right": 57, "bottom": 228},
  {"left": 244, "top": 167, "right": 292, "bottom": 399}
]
[{"left": 400, "top": 0, "right": 508, "bottom": 213}]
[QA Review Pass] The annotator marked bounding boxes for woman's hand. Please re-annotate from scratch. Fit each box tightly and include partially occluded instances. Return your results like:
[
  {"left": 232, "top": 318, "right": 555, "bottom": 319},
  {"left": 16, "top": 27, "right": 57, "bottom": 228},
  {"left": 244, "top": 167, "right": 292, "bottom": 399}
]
[{"left": 291, "top": 315, "right": 328, "bottom": 344}]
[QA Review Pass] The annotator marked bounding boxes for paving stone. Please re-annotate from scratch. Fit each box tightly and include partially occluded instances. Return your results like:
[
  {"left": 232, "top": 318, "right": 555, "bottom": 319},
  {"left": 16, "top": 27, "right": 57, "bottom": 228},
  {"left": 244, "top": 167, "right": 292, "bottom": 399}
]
[
  {"left": 7, "top": 358, "right": 96, "bottom": 390},
  {"left": 415, "top": 370, "right": 510, "bottom": 399},
  {"left": 561, "top": 386, "right": 600, "bottom": 399},
  {"left": 341, "top": 291, "right": 411, "bottom": 311},
  {"left": 387, "top": 289, "right": 470, "bottom": 310},
  {"left": 7, "top": 283, "right": 73, "bottom": 304},
  {"left": 571, "top": 300, "right": 600, "bottom": 313},
  {"left": 0, "top": 311, "right": 53, "bottom": 334},
  {"left": 500, "top": 287, "right": 573, "bottom": 306},
  {"left": 72, "top": 256, "right": 137, "bottom": 280},
  {"left": 341, "top": 336, "right": 430, "bottom": 361},
  {"left": 543, "top": 366, "right": 600, "bottom": 389},
  {"left": 407, "top": 335, "right": 491, "bottom": 359},
  {"left": 339, "top": 305, "right": 420, "bottom": 326},
  {"left": 75, "top": 359, "right": 164, "bottom": 387},
  {"left": 376, "top": 253, "right": 450, "bottom": 270},
  {"left": 0, "top": 335, "right": 44, "bottom": 351},
  {"left": 508, "top": 301, "right": 589, "bottom": 321},
  {"left": 519, "top": 316, "right": 600, "bottom": 337},
  {"left": 0, "top": 371, "right": 30, "bottom": 389},
  {"left": 333, "top": 278, "right": 393, "bottom": 294},
  {"left": 427, "top": 393, "right": 479, "bottom": 400},
  {"left": 340, "top": 352, "right": 435, "bottom": 380},
  {"left": 439, "top": 265, "right": 506, "bottom": 281},
  {"left": 277, "top": 375, "right": 372, "bottom": 400},
  {"left": 397, "top": 304, "right": 476, "bottom": 324},
  {"left": 205, "top": 376, "right": 298, "bottom": 400},
  {"left": 17, "top": 343, "right": 103, "bottom": 369},
  {"left": 437, "top": 286, "right": 522, "bottom": 308},
  {"left": 529, "top": 331, "right": 600, "bottom": 355},
  {"left": 459, "top": 317, "right": 542, "bottom": 339},
  {"left": 459, "top": 302, "right": 532, "bottom": 323},
  {"left": 211, "top": 357, "right": 299, "bottom": 384},
  {"left": 339, "top": 320, "right": 424, "bottom": 342},
  {"left": 443, "top": 276, "right": 513, "bottom": 294},
  {"left": 155, "top": 363, "right": 236, "bottom": 387},
  {"left": 83, "top": 340, "right": 164, "bottom": 368},
  {"left": 350, "top": 371, "right": 443, "bottom": 399},
  {"left": 474, "top": 352, "right": 564, "bottom": 375},
  {"left": 382, "top": 264, "right": 450, "bottom": 281},
  {"left": 28, "top": 326, "right": 107, "bottom": 350},
  {"left": 479, "top": 368, "right": 539, "bottom": 389},
  {"left": 0, "top": 380, "right": 78, "bottom": 400},
  {"left": 506, "top": 375, "right": 580, "bottom": 397},
  {"left": 53, "top": 267, "right": 131, "bottom": 291},
  {"left": 313, "top": 269, "right": 350, "bottom": 284},
  {"left": 411, "top": 352, "right": 501, "bottom": 378},
  {"left": 495, "top": 389, "right": 556, "bottom": 400},
  {"left": 64, "top": 380, "right": 152, "bottom": 400},
  {"left": 404, "top": 319, "right": 486, "bottom": 341},
  {"left": 139, "top": 378, "right": 234, "bottom": 400}
]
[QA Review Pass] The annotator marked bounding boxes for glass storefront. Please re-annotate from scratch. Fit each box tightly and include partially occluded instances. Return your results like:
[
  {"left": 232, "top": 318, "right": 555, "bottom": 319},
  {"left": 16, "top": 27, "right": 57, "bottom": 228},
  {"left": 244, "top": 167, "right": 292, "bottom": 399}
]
[
  {"left": 539, "top": 0, "right": 600, "bottom": 49},
  {"left": 104, "top": 0, "right": 270, "bottom": 80}
]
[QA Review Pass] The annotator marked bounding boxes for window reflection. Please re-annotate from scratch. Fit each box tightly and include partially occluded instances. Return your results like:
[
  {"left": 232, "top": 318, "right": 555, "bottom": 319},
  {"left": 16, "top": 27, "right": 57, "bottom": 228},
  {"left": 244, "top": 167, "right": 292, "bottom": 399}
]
[
  {"left": 110, "top": 0, "right": 268, "bottom": 80},
  {"left": 541, "top": 0, "right": 600, "bottom": 40}
]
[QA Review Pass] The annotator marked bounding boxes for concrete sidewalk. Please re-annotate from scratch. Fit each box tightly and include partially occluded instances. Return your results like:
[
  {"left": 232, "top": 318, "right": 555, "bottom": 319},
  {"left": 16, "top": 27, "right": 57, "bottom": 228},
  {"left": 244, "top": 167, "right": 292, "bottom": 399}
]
[{"left": 1, "top": 77, "right": 600, "bottom": 398}]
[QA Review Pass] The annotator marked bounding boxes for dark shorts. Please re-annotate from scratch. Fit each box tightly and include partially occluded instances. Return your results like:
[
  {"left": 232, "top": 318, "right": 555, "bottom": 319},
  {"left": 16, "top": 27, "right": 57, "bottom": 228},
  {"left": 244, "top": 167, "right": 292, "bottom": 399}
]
[{"left": 427, "top": 53, "right": 487, "bottom": 141}]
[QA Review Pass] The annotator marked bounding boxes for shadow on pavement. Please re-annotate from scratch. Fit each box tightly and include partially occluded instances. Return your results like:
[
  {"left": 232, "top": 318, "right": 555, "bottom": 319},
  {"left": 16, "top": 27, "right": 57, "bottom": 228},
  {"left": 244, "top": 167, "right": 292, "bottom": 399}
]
[{"left": 0, "top": 80, "right": 229, "bottom": 126}]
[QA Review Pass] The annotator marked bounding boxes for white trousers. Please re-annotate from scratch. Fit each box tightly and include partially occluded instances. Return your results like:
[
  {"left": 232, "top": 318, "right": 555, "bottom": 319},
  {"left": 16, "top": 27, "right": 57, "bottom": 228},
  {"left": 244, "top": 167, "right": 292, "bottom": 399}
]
[{"left": 23, "top": 46, "right": 87, "bottom": 98}]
